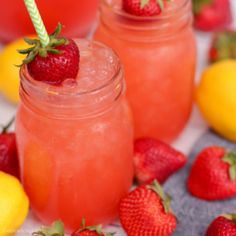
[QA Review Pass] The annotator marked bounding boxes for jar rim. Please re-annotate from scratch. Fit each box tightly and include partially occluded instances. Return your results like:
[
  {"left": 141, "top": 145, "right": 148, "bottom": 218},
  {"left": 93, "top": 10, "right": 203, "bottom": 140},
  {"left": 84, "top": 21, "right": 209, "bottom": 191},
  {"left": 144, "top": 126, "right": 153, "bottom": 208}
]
[
  {"left": 100, "top": 0, "right": 190, "bottom": 22},
  {"left": 19, "top": 39, "right": 125, "bottom": 119},
  {"left": 20, "top": 39, "right": 122, "bottom": 98},
  {"left": 98, "top": 0, "right": 193, "bottom": 42}
]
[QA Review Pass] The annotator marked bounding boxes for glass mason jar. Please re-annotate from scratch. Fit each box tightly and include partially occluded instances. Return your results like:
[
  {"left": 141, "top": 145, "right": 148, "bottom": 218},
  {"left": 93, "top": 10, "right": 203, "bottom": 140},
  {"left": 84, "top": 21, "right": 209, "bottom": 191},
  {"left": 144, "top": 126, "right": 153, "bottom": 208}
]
[
  {"left": 94, "top": 0, "right": 197, "bottom": 142},
  {"left": 15, "top": 39, "right": 134, "bottom": 231}
]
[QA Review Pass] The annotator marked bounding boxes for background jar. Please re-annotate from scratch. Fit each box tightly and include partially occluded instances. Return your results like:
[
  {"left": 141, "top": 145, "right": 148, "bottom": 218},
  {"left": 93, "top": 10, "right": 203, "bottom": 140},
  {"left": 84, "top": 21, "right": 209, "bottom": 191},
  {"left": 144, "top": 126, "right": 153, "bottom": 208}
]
[{"left": 94, "top": 0, "right": 197, "bottom": 142}]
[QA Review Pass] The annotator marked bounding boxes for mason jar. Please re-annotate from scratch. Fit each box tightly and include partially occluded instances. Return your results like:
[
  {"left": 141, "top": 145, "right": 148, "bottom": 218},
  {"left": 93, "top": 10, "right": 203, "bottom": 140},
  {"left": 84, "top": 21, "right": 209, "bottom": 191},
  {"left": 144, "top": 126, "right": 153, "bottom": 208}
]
[
  {"left": 16, "top": 39, "right": 134, "bottom": 231},
  {"left": 94, "top": 0, "right": 196, "bottom": 142}
]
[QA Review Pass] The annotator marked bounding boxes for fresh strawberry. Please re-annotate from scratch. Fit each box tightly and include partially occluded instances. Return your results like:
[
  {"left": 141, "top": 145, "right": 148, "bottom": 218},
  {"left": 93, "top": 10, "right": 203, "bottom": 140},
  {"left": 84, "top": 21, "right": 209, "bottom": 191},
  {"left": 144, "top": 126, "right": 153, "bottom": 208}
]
[
  {"left": 73, "top": 231, "right": 101, "bottom": 236},
  {"left": 193, "top": 0, "right": 232, "bottom": 31},
  {"left": 0, "top": 118, "right": 19, "bottom": 178},
  {"left": 134, "top": 138, "right": 187, "bottom": 184},
  {"left": 19, "top": 23, "right": 80, "bottom": 85},
  {"left": 187, "top": 146, "right": 236, "bottom": 200},
  {"left": 123, "top": 0, "right": 167, "bottom": 17},
  {"left": 72, "top": 219, "right": 114, "bottom": 236},
  {"left": 209, "top": 30, "right": 236, "bottom": 63},
  {"left": 206, "top": 214, "right": 236, "bottom": 236},
  {"left": 72, "top": 228, "right": 113, "bottom": 236},
  {"left": 119, "top": 180, "right": 177, "bottom": 236}
]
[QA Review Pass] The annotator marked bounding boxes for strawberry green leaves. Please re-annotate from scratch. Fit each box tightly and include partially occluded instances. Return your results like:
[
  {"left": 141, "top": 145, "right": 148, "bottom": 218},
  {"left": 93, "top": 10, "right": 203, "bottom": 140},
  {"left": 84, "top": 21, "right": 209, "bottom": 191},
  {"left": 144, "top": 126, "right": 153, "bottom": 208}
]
[
  {"left": 192, "top": 0, "right": 212, "bottom": 14},
  {"left": 140, "top": 0, "right": 164, "bottom": 10},
  {"left": 32, "top": 221, "right": 64, "bottom": 236},
  {"left": 209, "top": 31, "right": 236, "bottom": 63},
  {"left": 71, "top": 219, "right": 115, "bottom": 236},
  {"left": 148, "top": 180, "right": 172, "bottom": 213},
  {"left": 223, "top": 152, "right": 236, "bottom": 181},
  {"left": 18, "top": 23, "right": 67, "bottom": 65},
  {"left": 141, "top": 0, "right": 149, "bottom": 8},
  {"left": 222, "top": 214, "right": 236, "bottom": 223},
  {"left": 123, "top": 0, "right": 168, "bottom": 16}
]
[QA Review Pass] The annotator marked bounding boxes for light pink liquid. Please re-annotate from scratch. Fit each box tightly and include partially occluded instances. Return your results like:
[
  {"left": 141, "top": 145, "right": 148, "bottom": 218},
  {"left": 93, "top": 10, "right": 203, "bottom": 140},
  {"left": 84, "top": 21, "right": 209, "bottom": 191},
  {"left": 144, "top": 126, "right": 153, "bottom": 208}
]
[{"left": 16, "top": 39, "right": 134, "bottom": 231}]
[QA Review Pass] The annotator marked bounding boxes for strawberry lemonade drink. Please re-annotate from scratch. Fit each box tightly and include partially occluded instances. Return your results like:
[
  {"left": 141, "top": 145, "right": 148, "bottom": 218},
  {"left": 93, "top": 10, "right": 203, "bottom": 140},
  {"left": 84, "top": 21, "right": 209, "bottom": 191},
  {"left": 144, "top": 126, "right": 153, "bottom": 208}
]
[
  {"left": 16, "top": 38, "right": 134, "bottom": 230},
  {"left": 94, "top": 0, "right": 196, "bottom": 141}
]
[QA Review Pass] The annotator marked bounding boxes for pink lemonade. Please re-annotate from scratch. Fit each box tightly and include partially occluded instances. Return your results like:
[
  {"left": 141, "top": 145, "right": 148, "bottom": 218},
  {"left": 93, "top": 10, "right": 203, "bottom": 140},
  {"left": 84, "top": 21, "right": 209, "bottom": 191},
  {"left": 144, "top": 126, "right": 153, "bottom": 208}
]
[
  {"left": 0, "top": 0, "right": 99, "bottom": 43},
  {"left": 94, "top": 0, "right": 196, "bottom": 142},
  {"left": 15, "top": 39, "right": 134, "bottom": 230}
]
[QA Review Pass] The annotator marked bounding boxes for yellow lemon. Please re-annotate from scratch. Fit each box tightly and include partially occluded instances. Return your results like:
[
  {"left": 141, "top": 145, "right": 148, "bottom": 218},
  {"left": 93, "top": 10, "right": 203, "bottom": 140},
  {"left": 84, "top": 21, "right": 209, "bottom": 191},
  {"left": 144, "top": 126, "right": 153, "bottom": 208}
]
[
  {"left": 196, "top": 60, "right": 236, "bottom": 141},
  {"left": 0, "top": 36, "right": 35, "bottom": 104},
  {"left": 0, "top": 172, "right": 29, "bottom": 236}
]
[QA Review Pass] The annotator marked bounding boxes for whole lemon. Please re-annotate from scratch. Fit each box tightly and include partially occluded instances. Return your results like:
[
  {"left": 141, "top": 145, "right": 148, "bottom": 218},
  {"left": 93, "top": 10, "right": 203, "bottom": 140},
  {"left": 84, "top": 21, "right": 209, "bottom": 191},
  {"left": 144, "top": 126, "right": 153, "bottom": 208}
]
[
  {"left": 196, "top": 60, "right": 236, "bottom": 141},
  {"left": 0, "top": 171, "right": 29, "bottom": 236},
  {"left": 0, "top": 36, "right": 35, "bottom": 104}
]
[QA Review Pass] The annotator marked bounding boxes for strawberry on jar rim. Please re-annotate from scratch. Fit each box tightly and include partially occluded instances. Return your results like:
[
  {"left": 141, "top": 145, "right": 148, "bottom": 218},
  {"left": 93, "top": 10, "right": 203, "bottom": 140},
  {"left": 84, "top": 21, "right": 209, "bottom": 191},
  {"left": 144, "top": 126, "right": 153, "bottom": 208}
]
[
  {"left": 134, "top": 137, "right": 187, "bottom": 184},
  {"left": 206, "top": 214, "right": 236, "bottom": 236},
  {"left": 188, "top": 146, "right": 236, "bottom": 200},
  {"left": 19, "top": 23, "right": 80, "bottom": 86},
  {"left": 119, "top": 179, "right": 177, "bottom": 236},
  {"left": 122, "top": 0, "right": 169, "bottom": 16}
]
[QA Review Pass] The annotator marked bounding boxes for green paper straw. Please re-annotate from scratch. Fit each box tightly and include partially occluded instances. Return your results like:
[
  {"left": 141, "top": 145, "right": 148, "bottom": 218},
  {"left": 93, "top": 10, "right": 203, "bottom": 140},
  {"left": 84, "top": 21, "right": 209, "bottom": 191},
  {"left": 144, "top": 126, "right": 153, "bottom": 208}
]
[{"left": 24, "top": 0, "right": 50, "bottom": 47}]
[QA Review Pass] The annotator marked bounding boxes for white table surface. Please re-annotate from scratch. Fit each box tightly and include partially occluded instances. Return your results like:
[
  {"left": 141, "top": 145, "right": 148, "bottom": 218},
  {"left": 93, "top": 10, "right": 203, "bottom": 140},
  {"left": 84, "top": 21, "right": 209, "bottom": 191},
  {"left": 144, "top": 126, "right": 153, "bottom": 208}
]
[{"left": 0, "top": 2, "right": 235, "bottom": 235}]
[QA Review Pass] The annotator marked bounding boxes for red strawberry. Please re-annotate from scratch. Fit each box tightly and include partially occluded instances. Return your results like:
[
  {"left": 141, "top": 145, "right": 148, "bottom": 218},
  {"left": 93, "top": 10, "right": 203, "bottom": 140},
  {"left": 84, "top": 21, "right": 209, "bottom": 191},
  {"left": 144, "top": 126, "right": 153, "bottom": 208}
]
[
  {"left": 134, "top": 138, "right": 187, "bottom": 184},
  {"left": 73, "top": 231, "right": 101, "bottom": 236},
  {"left": 123, "top": 0, "right": 166, "bottom": 17},
  {"left": 72, "top": 220, "right": 114, "bottom": 236},
  {"left": 0, "top": 118, "right": 19, "bottom": 178},
  {"left": 187, "top": 146, "right": 236, "bottom": 200},
  {"left": 19, "top": 23, "right": 80, "bottom": 85},
  {"left": 193, "top": 0, "right": 232, "bottom": 31},
  {"left": 119, "top": 180, "right": 177, "bottom": 236},
  {"left": 206, "top": 214, "right": 236, "bottom": 236},
  {"left": 209, "top": 30, "right": 236, "bottom": 63}
]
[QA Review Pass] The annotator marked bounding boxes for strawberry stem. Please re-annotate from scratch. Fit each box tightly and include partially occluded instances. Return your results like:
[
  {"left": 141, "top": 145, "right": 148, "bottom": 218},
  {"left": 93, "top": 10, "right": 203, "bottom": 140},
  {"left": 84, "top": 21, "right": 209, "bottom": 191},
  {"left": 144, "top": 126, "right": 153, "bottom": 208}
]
[
  {"left": 1, "top": 117, "right": 14, "bottom": 134},
  {"left": 148, "top": 180, "right": 172, "bottom": 213},
  {"left": 141, "top": 0, "right": 149, "bottom": 8},
  {"left": 222, "top": 214, "right": 236, "bottom": 223},
  {"left": 140, "top": 0, "right": 165, "bottom": 10},
  {"left": 32, "top": 221, "right": 64, "bottom": 236},
  {"left": 222, "top": 152, "right": 236, "bottom": 181},
  {"left": 19, "top": 23, "right": 67, "bottom": 66},
  {"left": 156, "top": 0, "right": 164, "bottom": 10},
  {"left": 79, "top": 219, "right": 115, "bottom": 236},
  {"left": 211, "top": 31, "right": 236, "bottom": 63},
  {"left": 192, "top": 0, "right": 213, "bottom": 14}
]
